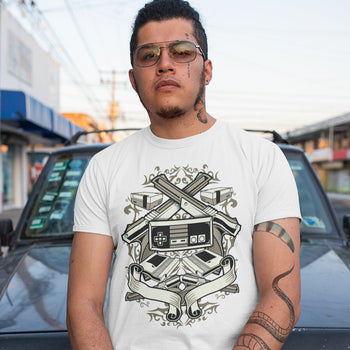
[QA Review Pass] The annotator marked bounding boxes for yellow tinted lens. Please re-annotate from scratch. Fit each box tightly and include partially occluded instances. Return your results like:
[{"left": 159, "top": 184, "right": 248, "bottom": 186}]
[
  {"left": 169, "top": 41, "right": 196, "bottom": 62},
  {"left": 135, "top": 44, "right": 160, "bottom": 66}
]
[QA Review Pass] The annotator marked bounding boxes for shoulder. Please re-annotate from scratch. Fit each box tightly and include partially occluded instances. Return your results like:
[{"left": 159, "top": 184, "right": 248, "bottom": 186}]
[
  {"left": 92, "top": 128, "right": 146, "bottom": 163},
  {"left": 81, "top": 128, "right": 147, "bottom": 182},
  {"left": 219, "top": 121, "right": 281, "bottom": 157}
]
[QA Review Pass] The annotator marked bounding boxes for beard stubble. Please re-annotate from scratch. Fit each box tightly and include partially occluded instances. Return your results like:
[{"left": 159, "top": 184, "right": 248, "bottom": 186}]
[{"left": 133, "top": 66, "right": 206, "bottom": 120}]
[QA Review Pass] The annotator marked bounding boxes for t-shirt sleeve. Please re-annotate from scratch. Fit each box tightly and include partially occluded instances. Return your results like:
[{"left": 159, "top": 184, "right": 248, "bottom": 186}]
[
  {"left": 254, "top": 142, "right": 301, "bottom": 225},
  {"left": 73, "top": 156, "right": 111, "bottom": 236}
]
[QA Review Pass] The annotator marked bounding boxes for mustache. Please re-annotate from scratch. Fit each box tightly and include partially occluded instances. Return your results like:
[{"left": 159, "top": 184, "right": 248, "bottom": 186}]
[{"left": 153, "top": 76, "right": 181, "bottom": 89}]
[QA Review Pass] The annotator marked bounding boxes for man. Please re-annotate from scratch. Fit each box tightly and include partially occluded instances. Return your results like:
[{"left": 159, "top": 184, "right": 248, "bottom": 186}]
[{"left": 67, "top": 0, "right": 301, "bottom": 349}]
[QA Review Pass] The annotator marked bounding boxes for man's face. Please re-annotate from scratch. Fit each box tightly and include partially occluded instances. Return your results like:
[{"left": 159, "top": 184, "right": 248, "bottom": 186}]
[{"left": 129, "top": 18, "right": 212, "bottom": 120}]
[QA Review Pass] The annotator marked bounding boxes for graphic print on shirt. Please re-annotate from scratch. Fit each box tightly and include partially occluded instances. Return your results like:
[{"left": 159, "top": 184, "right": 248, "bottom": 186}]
[{"left": 122, "top": 165, "right": 241, "bottom": 326}]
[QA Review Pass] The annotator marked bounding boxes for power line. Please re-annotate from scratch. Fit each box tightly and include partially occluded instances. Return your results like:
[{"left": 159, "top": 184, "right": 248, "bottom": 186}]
[
  {"left": 209, "top": 89, "right": 350, "bottom": 99},
  {"left": 5, "top": 0, "right": 107, "bottom": 117},
  {"left": 63, "top": 0, "right": 100, "bottom": 74}
]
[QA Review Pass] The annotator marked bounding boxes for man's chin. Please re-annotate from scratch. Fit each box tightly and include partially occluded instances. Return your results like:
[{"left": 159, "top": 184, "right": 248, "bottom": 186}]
[{"left": 156, "top": 107, "right": 185, "bottom": 120}]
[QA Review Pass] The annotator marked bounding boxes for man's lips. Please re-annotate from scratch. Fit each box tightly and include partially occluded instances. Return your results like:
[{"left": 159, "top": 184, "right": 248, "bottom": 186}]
[{"left": 155, "top": 79, "right": 180, "bottom": 90}]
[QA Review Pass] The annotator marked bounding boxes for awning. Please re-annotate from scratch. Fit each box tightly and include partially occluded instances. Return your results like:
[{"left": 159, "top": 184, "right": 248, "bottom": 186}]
[{"left": 0, "top": 90, "right": 84, "bottom": 143}]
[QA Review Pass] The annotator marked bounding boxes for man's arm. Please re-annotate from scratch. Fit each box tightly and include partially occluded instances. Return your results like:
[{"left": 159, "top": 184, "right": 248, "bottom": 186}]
[
  {"left": 234, "top": 217, "right": 301, "bottom": 350},
  {"left": 67, "top": 232, "right": 115, "bottom": 350}
]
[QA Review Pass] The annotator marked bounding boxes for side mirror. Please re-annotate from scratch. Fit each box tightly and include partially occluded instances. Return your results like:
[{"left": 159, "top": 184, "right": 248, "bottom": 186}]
[
  {"left": 0, "top": 218, "right": 14, "bottom": 251},
  {"left": 342, "top": 215, "right": 350, "bottom": 246}
]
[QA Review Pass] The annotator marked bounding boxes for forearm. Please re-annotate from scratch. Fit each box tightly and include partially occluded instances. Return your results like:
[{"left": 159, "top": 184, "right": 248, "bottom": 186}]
[
  {"left": 67, "top": 301, "right": 113, "bottom": 350},
  {"left": 233, "top": 323, "right": 285, "bottom": 350},
  {"left": 233, "top": 297, "right": 299, "bottom": 350},
  {"left": 234, "top": 218, "right": 301, "bottom": 349},
  {"left": 67, "top": 232, "right": 114, "bottom": 349}
]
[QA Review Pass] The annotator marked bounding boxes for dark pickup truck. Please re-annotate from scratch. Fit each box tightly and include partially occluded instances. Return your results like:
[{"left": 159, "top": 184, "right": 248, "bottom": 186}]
[{"left": 0, "top": 130, "right": 349, "bottom": 349}]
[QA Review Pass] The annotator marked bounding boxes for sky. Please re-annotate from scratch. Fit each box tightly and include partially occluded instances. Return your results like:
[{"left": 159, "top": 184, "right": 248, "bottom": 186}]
[{"left": 4, "top": 0, "right": 350, "bottom": 132}]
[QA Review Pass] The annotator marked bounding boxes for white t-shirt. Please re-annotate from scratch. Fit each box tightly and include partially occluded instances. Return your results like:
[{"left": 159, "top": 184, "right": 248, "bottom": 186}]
[{"left": 73, "top": 120, "right": 300, "bottom": 350}]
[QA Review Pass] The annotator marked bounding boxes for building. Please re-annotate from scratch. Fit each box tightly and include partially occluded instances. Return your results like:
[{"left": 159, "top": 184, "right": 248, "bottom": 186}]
[
  {"left": 0, "top": 6, "right": 83, "bottom": 211},
  {"left": 287, "top": 112, "right": 350, "bottom": 193}
]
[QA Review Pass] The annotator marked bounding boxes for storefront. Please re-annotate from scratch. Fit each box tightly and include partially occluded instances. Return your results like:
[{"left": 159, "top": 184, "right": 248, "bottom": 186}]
[
  {"left": 0, "top": 6, "right": 84, "bottom": 212},
  {"left": 0, "top": 89, "right": 83, "bottom": 211}
]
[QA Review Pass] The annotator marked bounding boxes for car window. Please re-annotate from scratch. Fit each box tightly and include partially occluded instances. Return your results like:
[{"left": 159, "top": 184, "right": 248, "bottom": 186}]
[
  {"left": 284, "top": 150, "right": 337, "bottom": 237},
  {"left": 23, "top": 153, "right": 92, "bottom": 238}
]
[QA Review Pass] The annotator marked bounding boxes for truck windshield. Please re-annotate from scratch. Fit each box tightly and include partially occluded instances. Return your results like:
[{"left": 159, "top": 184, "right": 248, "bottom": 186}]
[
  {"left": 23, "top": 153, "right": 91, "bottom": 238},
  {"left": 23, "top": 147, "right": 338, "bottom": 240},
  {"left": 284, "top": 150, "right": 338, "bottom": 238}
]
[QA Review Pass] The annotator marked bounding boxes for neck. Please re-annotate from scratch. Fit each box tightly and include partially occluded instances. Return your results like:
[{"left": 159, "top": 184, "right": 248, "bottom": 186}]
[{"left": 149, "top": 112, "right": 216, "bottom": 139}]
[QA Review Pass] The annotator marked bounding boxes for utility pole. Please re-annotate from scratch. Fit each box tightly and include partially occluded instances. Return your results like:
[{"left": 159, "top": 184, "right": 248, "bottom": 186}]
[
  {"left": 100, "top": 70, "right": 126, "bottom": 128},
  {"left": 108, "top": 70, "right": 119, "bottom": 128}
]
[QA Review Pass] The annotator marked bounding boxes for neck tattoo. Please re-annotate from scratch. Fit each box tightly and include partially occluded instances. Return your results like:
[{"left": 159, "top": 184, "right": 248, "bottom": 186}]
[{"left": 194, "top": 98, "right": 208, "bottom": 124}]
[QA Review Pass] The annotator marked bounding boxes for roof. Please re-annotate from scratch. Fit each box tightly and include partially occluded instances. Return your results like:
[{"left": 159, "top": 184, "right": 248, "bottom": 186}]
[
  {"left": 286, "top": 112, "right": 350, "bottom": 142},
  {"left": 0, "top": 90, "right": 84, "bottom": 144}
]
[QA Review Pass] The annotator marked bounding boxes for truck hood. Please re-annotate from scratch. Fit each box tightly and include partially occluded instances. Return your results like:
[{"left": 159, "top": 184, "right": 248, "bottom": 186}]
[
  {"left": 1, "top": 241, "right": 349, "bottom": 333},
  {"left": 0, "top": 244, "right": 71, "bottom": 332},
  {"left": 296, "top": 242, "right": 350, "bottom": 328}
]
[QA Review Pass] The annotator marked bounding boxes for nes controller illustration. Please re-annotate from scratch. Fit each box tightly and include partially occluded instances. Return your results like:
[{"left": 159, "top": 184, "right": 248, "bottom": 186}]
[{"left": 149, "top": 217, "right": 213, "bottom": 251}]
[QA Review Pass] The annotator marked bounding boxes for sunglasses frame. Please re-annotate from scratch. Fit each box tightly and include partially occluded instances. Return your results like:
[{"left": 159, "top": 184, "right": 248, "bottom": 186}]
[{"left": 134, "top": 40, "right": 205, "bottom": 67}]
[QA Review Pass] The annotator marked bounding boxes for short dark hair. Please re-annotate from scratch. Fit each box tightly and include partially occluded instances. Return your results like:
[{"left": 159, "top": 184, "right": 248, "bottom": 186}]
[{"left": 130, "top": 0, "right": 208, "bottom": 66}]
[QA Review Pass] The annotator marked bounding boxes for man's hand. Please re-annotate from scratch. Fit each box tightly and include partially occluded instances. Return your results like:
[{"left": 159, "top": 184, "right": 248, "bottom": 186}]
[
  {"left": 233, "top": 217, "right": 301, "bottom": 350},
  {"left": 67, "top": 232, "right": 114, "bottom": 350}
]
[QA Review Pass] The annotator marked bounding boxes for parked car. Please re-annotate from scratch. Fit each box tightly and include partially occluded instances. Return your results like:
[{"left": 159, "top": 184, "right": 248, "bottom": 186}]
[{"left": 0, "top": 129, "right": 349, "bottom": 349}]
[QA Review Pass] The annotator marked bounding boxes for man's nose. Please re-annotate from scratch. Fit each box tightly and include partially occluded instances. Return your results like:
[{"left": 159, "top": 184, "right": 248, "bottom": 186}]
[{"left": 157, "top": 48, "right": 175, "bottom": 73}]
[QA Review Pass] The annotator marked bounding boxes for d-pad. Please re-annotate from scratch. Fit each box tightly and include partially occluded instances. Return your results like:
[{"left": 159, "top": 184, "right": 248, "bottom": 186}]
[{"left": 153, "top": 231, "right": 168, "bottom": 247}]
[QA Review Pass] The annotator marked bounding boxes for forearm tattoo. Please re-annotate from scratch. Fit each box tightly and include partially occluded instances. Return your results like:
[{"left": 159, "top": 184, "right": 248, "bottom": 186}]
[
  {"left": 248, "top": 266, "right": 295, "bottom": 343},
  {"left": 242, "top": 221, "right": 297, "bottom": 345},
  {"left": 236, "top": 333, "right": 270, "bottom": 350},
  {"left": 254, "top": 221, "right": 295, "bottom": 253},
  {"left": 194, "top": 98, "right": 208, "bottom": 124}
]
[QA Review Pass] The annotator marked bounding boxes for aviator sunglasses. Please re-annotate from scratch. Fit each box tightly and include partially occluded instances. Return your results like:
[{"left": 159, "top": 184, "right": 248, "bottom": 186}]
[{"left": 134, "top": 40, "right": 205, "bottom": 67}]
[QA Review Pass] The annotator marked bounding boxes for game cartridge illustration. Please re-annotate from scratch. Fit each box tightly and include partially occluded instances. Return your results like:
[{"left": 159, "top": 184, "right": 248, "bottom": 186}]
[{"left": 122, "top": 166, "right": 241, "bottom": 325}]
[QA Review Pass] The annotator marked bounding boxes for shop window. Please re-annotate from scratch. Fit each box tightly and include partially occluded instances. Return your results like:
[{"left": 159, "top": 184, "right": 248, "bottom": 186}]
[{"left": 1, "top": 144, "right": 15, "bottom": 206}]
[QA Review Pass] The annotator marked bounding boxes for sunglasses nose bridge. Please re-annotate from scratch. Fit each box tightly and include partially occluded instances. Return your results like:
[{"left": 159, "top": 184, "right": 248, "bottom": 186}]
[{"left": 156, "top": 45, "right": 175, "bottom": 67}]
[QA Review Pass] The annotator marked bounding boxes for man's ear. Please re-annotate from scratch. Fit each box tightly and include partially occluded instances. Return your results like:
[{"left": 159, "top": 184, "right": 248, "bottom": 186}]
[
  {"left": 204, "top": 59, "right": 213, "bottom": 85},
  {"left": 129, "top": 69, "right": 137, "bottom": 91}
]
